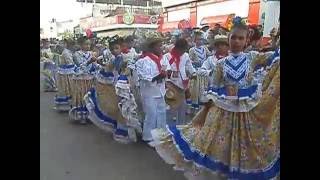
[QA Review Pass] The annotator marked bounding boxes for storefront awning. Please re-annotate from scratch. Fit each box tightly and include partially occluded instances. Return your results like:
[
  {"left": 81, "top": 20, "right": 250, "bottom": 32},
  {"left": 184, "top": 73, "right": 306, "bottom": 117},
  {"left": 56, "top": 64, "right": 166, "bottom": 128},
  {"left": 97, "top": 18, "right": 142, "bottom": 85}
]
[
  {"left": 200, "top": 14, "right": 232, "bottom": 27},
  {"left": 160, "top": 20, "right": 192, "bottom": 33},
  {"left": 160, "top": 21, "right": 179, "bottom": 33}
]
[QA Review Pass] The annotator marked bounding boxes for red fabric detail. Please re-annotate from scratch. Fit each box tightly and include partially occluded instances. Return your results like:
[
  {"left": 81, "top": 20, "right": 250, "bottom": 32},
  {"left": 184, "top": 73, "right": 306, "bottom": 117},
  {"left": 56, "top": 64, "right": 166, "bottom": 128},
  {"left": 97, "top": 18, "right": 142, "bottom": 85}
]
[
  {"left": 144, "top": 52, "right": 163, "bottom": 73},
  {"left": 182, "top": 79, "right": 189, "bottom": 89},
  {"left": 169, "top": 47, "right": 183, "bottom": 71},
  {"left": 122, "top": 48, "right": 130, "bottom": 54}
]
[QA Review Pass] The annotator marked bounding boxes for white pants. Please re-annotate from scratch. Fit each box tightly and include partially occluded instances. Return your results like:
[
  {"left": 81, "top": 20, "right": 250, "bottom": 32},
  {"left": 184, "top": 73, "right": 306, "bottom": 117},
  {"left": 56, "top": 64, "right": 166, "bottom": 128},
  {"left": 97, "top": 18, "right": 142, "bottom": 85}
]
[{"left": 142, "top": 96, "right": 167, "bottom": 141}]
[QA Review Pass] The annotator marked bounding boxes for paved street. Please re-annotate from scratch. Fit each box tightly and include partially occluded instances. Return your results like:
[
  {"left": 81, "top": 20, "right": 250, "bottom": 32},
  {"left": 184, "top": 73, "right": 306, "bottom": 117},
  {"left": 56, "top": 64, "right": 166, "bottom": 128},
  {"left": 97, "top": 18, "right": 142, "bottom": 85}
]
[{"left": 40, "top": 78, "right": 186, "bottom": 180}]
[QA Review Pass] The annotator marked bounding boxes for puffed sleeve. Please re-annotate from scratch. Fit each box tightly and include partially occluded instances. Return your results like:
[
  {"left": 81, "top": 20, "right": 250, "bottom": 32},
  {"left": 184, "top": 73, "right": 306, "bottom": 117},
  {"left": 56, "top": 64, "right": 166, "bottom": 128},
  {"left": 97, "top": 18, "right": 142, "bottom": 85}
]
[
  {"left": 72, "top": 52, "right": 81, "bottom": 66},
  {"left": 249, "top": 49, "right": 280, "bottom": 71},
  {"left": 188, "top": 48, "right": 197, "bottom": 62},
  {"left": 198, "top": 56, "right": 215, "bottom": 76},
  {"left": 210, "top": 60, "right": 224, "bottom": 88},
  {"left": 136, "top": 59, "right": 153, "bottom": 82},
  {"left": 62, "top": 51, "right": 74, "bottom": 65},
  {"left": 204, "top": 45, "right": 213, "bottom": 57},
  {"left": 161, "top": 54, "right": 171, "bottom": 71}
]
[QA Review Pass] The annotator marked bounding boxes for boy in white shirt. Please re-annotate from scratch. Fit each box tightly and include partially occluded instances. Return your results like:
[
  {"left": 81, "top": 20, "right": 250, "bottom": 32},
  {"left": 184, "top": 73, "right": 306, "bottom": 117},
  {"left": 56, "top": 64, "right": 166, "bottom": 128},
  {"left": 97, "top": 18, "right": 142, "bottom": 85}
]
[
  {"left": 163, "top": 38, "right": 196, "bottom": 125},
  {"left": 135, "top": 32, "right": 171, "bottom": 142}
]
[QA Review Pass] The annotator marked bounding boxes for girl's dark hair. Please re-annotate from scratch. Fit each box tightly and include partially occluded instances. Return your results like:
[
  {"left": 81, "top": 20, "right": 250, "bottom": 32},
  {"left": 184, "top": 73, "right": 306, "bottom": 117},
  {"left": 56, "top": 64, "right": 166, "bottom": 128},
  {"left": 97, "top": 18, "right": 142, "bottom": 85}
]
[
  {"left": 77, "top": 37, "right": 88, "bottom": 45},
  {"left": 109, "top": 38, "right": 121, "bottom": 51},
  {"left": 124, "top": 35, "right": 134, "bottom": 43},
  {"left": 231, "top": 23, "right": 249, "bottom": 34},
  {"left": 250, "top": 27, "right": 262, "bottom": 41},
  {"left": 174, "top": 38, "right": 189, "bottom": 52},
  {"left": 64, "top": 39, "right": 75, "bottom": 47}
]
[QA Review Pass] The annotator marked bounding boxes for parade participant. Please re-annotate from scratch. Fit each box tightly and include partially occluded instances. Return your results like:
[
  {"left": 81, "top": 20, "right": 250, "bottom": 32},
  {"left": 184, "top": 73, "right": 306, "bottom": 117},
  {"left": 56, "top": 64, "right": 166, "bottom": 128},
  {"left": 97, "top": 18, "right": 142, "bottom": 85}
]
[
  {"left": 60, "top": 39, "right": 75, "bottom": 65},
  {"left": 197, "top": 34, "right": 229, "bottom": 105},
  {"left": 189, "top": 30, "right": 211, "bottom": 67},
  {"left": 40, "top": 39, "right": 53, "bottom": 61},
  {"left": 40, "top": 39, "right": 57, "bottom": 92},
  {"left": 54, "top": 38, "right": 76, "bottom": 111},
  {"left": 150, "top": 19, "right": 280, "bottom": 180},
  {"left": 163, "top": 38, "right": 196, "bottom": 125},
  {"left": 107, "top": 36, "right": 125, "bottom": 78},
  {"left": 135, "top": 32, "right": 171, "bottom": 143},
  {"left": 85, "top": 36, "right": 142, "bottom": 143},
  {"left": 120, "top": 35, "right": 145, "bottom": 125},
  {"left": 73, "top": 37, "right": 98, "bottom": 70},
  {"left": 207, "top": 31, "right": 216, "bottom": 54},
  {"left": 198, "top": 34, "right": 229, "bottom": 78},
  {"left": 259, "top": 25, "right": 280, "bottom": 53},
  {"left": 120, "top": 36, "right": 140, "bottom": 75},
  {"left": 69, "top": 37, "right": 96, "bottom": 124},
  {"left": 122, "top": 35, "right": 139, "bottom": 56},
  {"left": 245, "top": 26, "right": 263, "bottom": 52},
  {"left": 188, "top": 30, "right": 211, "bottom": 114},
  {"left": 164, "top": 32, "right": 179, "bottom": 53}
]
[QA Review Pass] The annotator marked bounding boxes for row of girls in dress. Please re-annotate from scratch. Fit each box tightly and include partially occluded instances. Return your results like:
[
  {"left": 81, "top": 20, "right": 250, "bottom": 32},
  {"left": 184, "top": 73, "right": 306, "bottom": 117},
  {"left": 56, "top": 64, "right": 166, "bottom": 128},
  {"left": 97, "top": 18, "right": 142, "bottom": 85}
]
[{"left": 40, "top": 16, "right": 280, "bottom": 179}]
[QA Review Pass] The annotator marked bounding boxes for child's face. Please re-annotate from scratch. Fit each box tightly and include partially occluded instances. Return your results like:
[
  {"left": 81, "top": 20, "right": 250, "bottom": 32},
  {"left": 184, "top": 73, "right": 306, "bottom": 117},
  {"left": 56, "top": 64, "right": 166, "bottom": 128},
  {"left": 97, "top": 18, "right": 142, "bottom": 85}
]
[
  {"left": 229, "top": 29, "right": 247, "bottom": 53},
  {"left": 121, "top": 42, "right": 129, "bottom": 50},
  {"left": 111, "top": 44, "right": 121, "bottom": 56},
  {"left": 152, "top": 42, "right": 163, "bottom": 56},
  {"left": 215, "top": 43, "right": 229, "bottom": 55},
  {"left": 194, "top": 35, "right": 203, "bottom": 46},
  {"left": 127, "top": 41, "right": 134, "bottom": 49},
  {"left": 81, "top": 40, "right": 91, "bottom": 51}
]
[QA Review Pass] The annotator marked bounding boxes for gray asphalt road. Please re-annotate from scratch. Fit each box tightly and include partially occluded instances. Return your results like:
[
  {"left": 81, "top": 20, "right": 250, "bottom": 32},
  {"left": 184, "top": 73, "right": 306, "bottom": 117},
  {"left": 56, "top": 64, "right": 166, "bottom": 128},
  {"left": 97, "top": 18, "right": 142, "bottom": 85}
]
[{"left": 40, "top": 82, "right": 186, "bottom": 180}]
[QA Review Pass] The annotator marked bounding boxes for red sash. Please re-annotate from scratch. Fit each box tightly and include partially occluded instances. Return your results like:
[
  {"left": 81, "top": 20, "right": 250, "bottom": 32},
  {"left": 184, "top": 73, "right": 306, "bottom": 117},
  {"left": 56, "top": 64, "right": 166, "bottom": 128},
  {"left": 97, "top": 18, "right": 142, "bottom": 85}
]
[
  {"left": 143, "top": 52, "right": 164, "bottom": 75},
  {"left": 169, "top": 48, "right": 182, "bottom": 71},
  {"left": 121, "top": 48, "right": 130, "bottom": 54},
  {"left": 169, "top": 48, "right": 189, "bottom": 89}
]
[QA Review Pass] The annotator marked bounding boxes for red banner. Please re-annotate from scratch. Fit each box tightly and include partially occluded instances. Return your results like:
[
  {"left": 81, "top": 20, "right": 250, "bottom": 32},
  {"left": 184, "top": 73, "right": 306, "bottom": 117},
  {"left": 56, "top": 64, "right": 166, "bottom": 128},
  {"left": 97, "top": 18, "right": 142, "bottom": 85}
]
[
  {"left": 117, "top": 15, "right": 155, "bottom": 24},
  {"left": 178, "top": 20, "right": 191, "bottom": 29}
]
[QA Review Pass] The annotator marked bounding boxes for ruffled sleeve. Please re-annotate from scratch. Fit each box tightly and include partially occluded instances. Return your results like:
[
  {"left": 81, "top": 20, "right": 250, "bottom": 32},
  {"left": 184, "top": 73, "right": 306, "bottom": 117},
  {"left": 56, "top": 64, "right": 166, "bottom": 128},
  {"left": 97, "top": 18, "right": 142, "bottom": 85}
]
[
  {"left": 204, "top": 45, "right": 213, "bottom": 57},
  {"left": 250, "top": 48, "right": 280, "bottom": 71},
  {"left": 135, "top": 58, "right": 153, "bottom": 82},
  {"left": 61, "top": 50, "right": 74, "bottom": 65},
  {"left": 198, "top": 56, "right": 216, "bottom": 76},
  {"left": 210, "top": 59, "right": 224, "bottom": 88},
  {"left": 188, "top": 48, "right": 197, "bottom": 63},
  {"left": 205, "top": 59, "right": 262, "bottom": 112},
  {"left": 184, "top": 53, "right": 196, "bottom": 75}
]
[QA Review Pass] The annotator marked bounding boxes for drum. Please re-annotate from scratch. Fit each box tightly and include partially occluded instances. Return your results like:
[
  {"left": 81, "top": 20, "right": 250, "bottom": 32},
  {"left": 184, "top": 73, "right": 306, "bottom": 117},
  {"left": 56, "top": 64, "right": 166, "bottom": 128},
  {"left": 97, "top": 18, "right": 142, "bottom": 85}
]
[
  {"left": 164, "top": 80, "right": 185, "bottom": 110},
  {"left": 69, "top": 73, "right": 95, "bottom": 122},
  {"left": 54, "top": 64, "right": 75, "bottom": 111}
]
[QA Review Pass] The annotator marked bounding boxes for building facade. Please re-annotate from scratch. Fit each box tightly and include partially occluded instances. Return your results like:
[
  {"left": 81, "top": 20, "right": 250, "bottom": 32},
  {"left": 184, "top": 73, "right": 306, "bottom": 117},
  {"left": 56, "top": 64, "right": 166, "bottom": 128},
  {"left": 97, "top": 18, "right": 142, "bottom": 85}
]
[
  {"left": 77, "top": 0, "right": 163, "bottom": 37},
  {"left": 159, "top": 0, "right": 262, "bottom": 32}
]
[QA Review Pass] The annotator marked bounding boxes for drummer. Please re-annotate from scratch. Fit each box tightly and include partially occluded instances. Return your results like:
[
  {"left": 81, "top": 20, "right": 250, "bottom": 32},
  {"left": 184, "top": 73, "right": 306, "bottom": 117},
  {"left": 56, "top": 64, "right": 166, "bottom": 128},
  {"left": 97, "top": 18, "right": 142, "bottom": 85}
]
[{"left": 163, "top": 38, "right": 196, "bottom": 125}]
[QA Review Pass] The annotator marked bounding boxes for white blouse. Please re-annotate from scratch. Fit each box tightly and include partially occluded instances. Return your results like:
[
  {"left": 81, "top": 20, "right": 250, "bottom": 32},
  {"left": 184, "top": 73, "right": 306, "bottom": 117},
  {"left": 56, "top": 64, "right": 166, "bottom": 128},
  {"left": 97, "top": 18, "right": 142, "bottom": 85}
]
[
  {"left": 136, "top": 56, "right": 171, "bottom": 98},
  {"left": 163, "top": 52, "right": 196, "bottom": 89}
]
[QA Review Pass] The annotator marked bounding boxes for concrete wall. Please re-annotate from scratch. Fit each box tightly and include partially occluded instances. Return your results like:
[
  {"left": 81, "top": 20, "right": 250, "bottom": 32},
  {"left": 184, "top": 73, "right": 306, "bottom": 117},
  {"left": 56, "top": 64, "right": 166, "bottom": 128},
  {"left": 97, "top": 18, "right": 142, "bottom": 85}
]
[
  {"left": 197, "top": 0, "right": 249, "bottom": 27},
  {"left": 167, "top": 8, "right": 191, "bottom": 22},
  {"left": 262, "top": 1, "right": 280, "bottom": 37}
]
